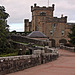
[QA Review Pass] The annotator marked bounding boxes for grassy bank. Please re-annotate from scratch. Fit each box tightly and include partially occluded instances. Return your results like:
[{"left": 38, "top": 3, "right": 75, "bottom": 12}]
[{"left": 0, "top": 52, "right": 18, "bottom": 57}]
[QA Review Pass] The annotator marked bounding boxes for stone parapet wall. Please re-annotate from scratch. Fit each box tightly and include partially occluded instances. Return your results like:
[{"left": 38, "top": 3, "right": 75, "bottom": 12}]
[
  {"left": 60, "top": 45, "right": 75, "bottom": 52},
  {"left": 0, "top": 53, "right": 58, "bottom": 75}
]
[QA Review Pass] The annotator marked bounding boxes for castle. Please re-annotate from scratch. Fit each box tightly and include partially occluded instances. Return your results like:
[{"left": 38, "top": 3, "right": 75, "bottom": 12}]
[{"left": 24, "top": 3, "right": 74, "bottom": 47}]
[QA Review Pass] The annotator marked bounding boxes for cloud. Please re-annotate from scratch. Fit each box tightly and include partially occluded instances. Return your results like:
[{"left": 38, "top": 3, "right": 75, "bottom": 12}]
[
  {"left": 9, "top": 23, "right": 24, "bottom": 32},
  {"left": 1, "top": 0, "right": 75, "bottom": 23},
  {"left": 0, "top": 0, "right": 75, "bottom": 31}
]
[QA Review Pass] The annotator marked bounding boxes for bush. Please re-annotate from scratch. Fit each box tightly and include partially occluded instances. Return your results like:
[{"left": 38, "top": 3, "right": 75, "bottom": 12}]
[{"left": 25, "top": 50, "right": 30, "bottom": 55}]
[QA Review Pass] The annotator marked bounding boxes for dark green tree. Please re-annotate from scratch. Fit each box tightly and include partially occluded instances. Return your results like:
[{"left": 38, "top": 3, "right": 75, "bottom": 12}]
[
  {"left": 68, "top": 25, "right": 75, "bottom": 45},
  {"left": 0, "top": 6, "right": 10, "bottom": 54}
]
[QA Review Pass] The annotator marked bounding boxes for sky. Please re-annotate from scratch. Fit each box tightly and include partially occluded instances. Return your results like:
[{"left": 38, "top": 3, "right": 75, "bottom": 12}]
[{"left": 0, "top": 0, "right": 75, "bottom": 32}]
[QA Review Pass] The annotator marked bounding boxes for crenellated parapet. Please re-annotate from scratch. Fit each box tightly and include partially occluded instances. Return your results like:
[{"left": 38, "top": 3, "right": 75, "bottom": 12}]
[
  {"left": 31, "top": 3, "right": 55, "bottom": 17},
  {"left": 46, "top": 16, "right": 67, "bottom": 23},
  {"left": 31, "top": 3, "right": 55, "bottom": 12}
]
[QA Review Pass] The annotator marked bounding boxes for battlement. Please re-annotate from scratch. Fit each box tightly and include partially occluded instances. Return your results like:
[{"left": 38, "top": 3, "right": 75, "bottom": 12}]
[
  {"left": 24, "top": 19, "right": 29, "bottom": 23},
  {"left": 46, "top": 15, "right": 67, "bottom": 23},
  {"left": 31, "top": 3, "right": 55, "bottom": 12}
]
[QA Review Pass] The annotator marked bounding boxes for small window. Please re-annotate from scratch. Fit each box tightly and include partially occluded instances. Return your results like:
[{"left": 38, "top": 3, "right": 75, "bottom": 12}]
[
  {"left": 40, "top": 12, "right": 46, "bottom": 16},
  {"left": 42, "top": 17, "right": 45, "bottom": 20},
  {"left": 62, "top": 31, "right": 64, "bottom": 36},
  {"left": 54, "top": 23, "right": 56, "bottom": 28},
  {"left": 39, "top": 19, "right": 40, "bottom": 23},
  {"left": 44, "top": 17, "right": 45, "bottom": 20},
  {"left": 37, "top": 26, "right": 39, "bottom": 31},
  {"left": 39, "top": 19, "right": 40, "bottom": 22},
  {"left": 50, "top": 30, "right": 53, "bottom": 36},
  {"left": 42, "top": 23, "right": 44, "bottom": 33}
]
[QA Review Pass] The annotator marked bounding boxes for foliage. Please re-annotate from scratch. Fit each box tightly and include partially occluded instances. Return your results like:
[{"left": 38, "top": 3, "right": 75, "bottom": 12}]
[
  {"left": 25, "top": 50, "right": 30, "bottom": 55},
  {"left": 0, "top": 6, "right": 9, "bottom": 19},
  {"left": 10, "top": 31, "right": 31, "bottom": 36},
  {"left": 0, "top": 6, "right": 11, "bottom": 54},
  {"left": 11, "top": 30, "right": 16, "bottom": 33},
  {"left": 68, "top": 25, "right": 75, "bottom": 45}
]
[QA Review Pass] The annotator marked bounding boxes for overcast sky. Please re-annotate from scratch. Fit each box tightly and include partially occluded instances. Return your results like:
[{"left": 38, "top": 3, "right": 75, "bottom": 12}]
[{"left": 0, "top": 0, "right": 75, "bottom": 31}]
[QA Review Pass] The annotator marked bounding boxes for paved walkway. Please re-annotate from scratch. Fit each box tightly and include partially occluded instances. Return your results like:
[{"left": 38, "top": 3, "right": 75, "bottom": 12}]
[{"left": 7, "top": 49, "right": 75, "bottom": 75}]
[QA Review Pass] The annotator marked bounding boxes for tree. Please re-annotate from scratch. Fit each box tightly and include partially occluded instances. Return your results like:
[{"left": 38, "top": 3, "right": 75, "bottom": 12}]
[
  {"left": 68, "top": 25, "right": 75, "bottom": 45},
  {"left": 0, "top": 6, "right": 10, "bottom": 54}
]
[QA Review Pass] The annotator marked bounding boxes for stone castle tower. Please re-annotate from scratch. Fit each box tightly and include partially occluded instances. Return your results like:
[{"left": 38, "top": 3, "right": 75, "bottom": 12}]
[
  {"left": 24, "top": 3, "right": 74, "bottom": 47},
  {"left": 31, "top": 3, "right": 54, "bottom": 32}
]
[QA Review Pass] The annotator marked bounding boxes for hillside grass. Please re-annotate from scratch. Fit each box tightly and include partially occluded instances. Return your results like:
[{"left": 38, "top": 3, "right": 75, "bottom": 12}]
[{"left": 0, "top": 52, "right": 18, "bottom": 57}]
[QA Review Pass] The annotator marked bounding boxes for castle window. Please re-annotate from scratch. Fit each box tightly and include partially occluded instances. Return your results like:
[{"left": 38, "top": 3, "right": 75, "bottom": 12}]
[
  {"left": 39, "top": 19, "right": 40, "bottom": 23},
  {"left": 40, "top": 12, "right": 46, "bottom": 16},
  {"left": 54, "top": 23, "right": 56, "bottom": 28},
  {"left": 42, "top": 23, "right": 44, "bottom": 33},
  {"left": 44, "top": 17, "right": 45, "bottom": 20},
  {"left": 62, "top": 30, "right": 64, "bottom": 36},
  {"left": 50, "top": 30, "right": 53, "bottom": 36},
  {"left": 37, "top": 26, "right": 39, "bottom": 31}
]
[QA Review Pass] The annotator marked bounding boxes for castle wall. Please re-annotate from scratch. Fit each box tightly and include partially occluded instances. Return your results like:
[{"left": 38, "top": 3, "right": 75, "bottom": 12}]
[
  {"left": 11, "top": 35, "right": 52, "bottom": 47},
  {"left": 45, "top": 22, "right": 70, "bottom": 46},
  {"left": 24, "top": 3, "right": 72, "bottom": 46}
]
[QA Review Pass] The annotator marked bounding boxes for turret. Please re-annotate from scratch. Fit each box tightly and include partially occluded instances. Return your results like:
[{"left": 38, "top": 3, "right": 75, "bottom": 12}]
[
  {"left": 24, "top": 19, "right": 29, "bottom": 32},
  {"left": 34, "top": 3, "right": 37, "bottom": 7},
  {"left": 52, "top": 4, "right": 55, "bottom": 11}
]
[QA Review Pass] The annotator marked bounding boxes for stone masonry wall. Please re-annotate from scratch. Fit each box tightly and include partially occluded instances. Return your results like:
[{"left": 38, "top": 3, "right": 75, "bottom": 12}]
[
  {"left": 60, "top": 44, "right": 75, "bottom": 52},
  {"left": 11, "top": 35, "right": 51, "bottom": 47},
  {"left": 0, "top": 53, "right": 58, "bottom": 75}
]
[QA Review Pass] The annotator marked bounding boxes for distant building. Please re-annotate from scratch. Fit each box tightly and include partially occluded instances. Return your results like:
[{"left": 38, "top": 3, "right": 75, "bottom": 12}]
[{"left": 24, "top": 3, "right": 75, "bottom": 47}]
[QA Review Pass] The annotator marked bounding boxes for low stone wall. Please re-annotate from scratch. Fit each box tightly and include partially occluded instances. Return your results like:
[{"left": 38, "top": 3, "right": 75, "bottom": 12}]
[
  {"left": 60, "top": 45, "right": 75, "bottom": 52},
  {"left": 11, "top": 35, "right": 51, "bottom": 47},
  {"left": 0, "top": 53, "right": 58, "bottom": 75}
]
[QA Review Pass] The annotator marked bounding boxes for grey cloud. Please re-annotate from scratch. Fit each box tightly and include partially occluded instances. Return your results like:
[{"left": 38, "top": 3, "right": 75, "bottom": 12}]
[{"left": 0, "top": 0, "right": 75, "bottom": 24}]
